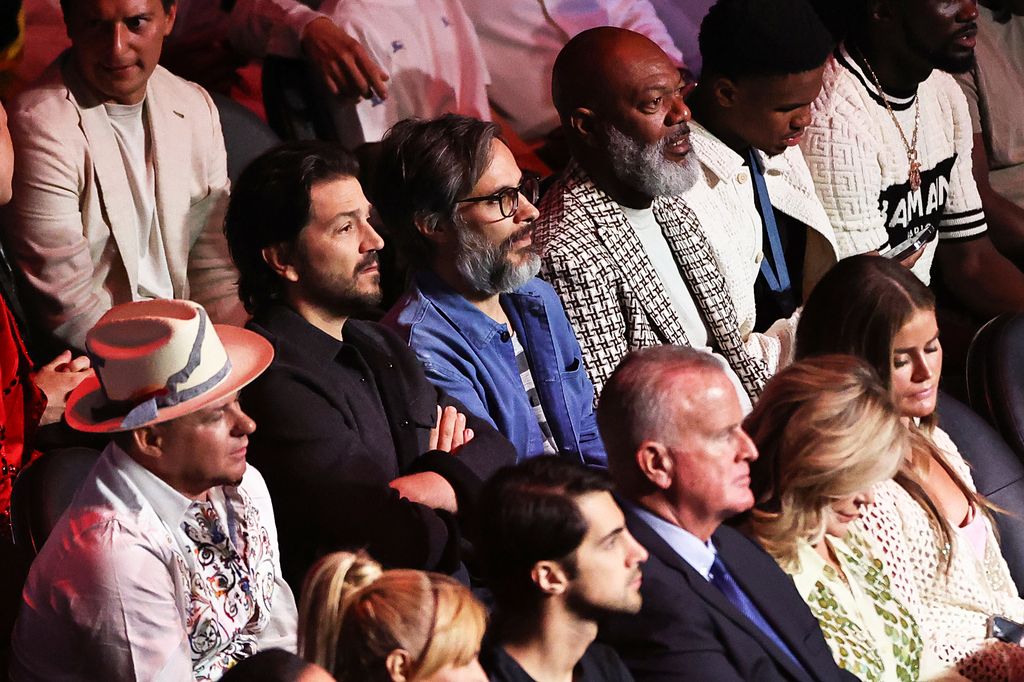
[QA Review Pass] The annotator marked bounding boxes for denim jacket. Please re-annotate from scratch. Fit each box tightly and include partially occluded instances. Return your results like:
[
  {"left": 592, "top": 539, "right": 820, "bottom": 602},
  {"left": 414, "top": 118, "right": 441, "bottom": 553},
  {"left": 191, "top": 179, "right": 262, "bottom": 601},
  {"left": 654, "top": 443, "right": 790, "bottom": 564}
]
[{"left": 382, "top": 271, "right": 606, "bottom": 465}]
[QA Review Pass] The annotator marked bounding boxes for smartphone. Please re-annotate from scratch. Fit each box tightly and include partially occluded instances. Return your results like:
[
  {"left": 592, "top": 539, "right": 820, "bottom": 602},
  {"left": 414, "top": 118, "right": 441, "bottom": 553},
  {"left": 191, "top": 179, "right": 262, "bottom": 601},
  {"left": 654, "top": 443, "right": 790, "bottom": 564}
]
[
  {"left": 987, "top": 615, "right": 1024, "bottom": 644},
  {"left": 878, "top": 224, "right": 937, "bottom": 261}
]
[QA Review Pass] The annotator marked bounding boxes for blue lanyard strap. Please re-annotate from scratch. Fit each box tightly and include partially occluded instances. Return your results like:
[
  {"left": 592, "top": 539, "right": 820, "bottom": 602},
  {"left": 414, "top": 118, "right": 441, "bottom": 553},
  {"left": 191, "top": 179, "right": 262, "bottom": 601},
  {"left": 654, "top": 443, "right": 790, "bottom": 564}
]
[{"left": 746, "top": 148, "right": 791, "bottom": 294}]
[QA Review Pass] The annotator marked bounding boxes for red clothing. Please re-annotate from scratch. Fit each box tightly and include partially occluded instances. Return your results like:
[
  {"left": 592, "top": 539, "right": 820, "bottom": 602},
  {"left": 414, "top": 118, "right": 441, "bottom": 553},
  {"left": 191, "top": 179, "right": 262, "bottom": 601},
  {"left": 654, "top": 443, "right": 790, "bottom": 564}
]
[{"left": 0, "top": 296, "right": 45, "bottom": 517}]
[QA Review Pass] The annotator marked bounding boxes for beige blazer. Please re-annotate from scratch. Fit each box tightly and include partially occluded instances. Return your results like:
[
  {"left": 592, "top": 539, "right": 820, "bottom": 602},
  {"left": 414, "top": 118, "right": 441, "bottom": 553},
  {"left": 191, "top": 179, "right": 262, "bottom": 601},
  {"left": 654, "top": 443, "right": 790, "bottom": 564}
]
[{"left": 3, "top": 55, "right": 245, "bottom": 350}]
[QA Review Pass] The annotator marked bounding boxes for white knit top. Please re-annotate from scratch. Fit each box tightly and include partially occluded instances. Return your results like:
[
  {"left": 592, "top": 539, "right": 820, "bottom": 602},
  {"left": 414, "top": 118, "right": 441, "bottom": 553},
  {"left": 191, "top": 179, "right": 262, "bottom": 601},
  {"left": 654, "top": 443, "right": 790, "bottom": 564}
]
[
  {"left": 802, "top": 45, "right": 988, "bottom": 284},
  {"left": 856, "top": 427, "right": 1024, "bottom": 680}
]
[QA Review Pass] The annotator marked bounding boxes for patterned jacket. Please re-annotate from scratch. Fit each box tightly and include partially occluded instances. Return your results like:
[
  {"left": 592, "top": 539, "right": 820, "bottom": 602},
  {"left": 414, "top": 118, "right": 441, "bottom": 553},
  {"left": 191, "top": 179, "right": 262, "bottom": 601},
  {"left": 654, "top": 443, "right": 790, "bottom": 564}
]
[{"left": 535, "top": 162, "right": 771, "bottom": 402}]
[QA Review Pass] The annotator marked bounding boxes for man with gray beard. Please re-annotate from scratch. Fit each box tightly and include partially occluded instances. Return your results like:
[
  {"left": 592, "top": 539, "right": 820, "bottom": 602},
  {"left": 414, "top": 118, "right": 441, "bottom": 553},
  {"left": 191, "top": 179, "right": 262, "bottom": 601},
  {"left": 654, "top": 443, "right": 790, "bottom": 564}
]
[
  {"left": 378, "top": 115, "right": 606, "bottom": 465},
  {"left": 536, "top": 26, "right": 771, "bottom": 405}
]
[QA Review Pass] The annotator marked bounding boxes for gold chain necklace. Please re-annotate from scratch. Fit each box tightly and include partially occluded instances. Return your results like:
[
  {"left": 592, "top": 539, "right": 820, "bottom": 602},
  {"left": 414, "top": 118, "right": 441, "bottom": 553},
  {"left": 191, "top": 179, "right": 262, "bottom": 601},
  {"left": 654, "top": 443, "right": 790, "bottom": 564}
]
[{"left": 857, "top": 48, "right": 923, "bottom": 190}]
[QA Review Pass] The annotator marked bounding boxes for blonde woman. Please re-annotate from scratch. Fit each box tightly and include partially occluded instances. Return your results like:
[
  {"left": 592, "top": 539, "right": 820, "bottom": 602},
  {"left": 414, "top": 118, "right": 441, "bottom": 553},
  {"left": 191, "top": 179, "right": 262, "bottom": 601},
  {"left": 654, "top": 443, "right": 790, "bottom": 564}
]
[
  {"left": 796, "top": 255, "right": 1024, "bottom": 681},
  {"left": 745, "top": 355, "right": 962, "bottom": 681},
  {"left": 298, "top": 552, "right": 488, "bottom": 682}
]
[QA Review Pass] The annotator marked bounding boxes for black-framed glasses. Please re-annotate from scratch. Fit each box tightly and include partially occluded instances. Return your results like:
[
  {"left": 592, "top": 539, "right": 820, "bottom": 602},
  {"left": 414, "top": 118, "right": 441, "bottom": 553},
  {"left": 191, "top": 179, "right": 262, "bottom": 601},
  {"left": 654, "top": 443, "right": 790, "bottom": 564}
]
[{"left": 455, "top": 173, "right": 541, "bottom": 219}]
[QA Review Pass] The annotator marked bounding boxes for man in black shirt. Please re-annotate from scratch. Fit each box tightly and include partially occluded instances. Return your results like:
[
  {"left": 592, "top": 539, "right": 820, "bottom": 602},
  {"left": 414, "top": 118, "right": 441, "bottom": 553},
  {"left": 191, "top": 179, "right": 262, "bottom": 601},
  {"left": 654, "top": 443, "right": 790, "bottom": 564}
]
[
  {"left": 477, "top": 457, "right": 645, "bottom": 682},
  {"left": 223, "top": 141, "right": 516, "bottom": 589}
]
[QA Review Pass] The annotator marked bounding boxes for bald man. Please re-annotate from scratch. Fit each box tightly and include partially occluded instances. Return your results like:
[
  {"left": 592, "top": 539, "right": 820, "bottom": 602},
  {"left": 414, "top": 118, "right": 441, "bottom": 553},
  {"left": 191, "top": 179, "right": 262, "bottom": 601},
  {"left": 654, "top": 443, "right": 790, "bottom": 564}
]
[{"left": 534, "top": 27, "right": 771, "bottom": 406}]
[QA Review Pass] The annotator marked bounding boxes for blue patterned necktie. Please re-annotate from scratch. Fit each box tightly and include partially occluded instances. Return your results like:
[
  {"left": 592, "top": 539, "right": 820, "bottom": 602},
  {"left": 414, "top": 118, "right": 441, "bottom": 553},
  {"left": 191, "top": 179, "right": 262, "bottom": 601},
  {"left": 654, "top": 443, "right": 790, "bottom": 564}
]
[{"left": 709, "top": 555, "right": 806, "bottom": 673}]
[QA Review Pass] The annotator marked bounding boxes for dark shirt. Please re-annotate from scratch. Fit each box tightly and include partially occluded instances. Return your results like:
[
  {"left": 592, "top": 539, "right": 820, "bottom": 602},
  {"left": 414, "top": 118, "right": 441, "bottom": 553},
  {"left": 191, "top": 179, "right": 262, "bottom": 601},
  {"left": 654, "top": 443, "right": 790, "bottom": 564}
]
[
  {"left": 481, "top": 639, "right": 634, "bottom": 682},
  {"left": 241, "top": 303, "right": 517, "bottom": 589}
]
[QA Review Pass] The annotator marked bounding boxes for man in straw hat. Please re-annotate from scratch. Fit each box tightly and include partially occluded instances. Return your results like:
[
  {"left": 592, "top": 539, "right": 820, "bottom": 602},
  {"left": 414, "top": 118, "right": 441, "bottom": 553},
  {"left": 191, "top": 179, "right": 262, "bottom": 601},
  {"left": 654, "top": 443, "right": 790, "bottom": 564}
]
[{"left": 11, "top": 299, "right": 298, "bottom": 681}]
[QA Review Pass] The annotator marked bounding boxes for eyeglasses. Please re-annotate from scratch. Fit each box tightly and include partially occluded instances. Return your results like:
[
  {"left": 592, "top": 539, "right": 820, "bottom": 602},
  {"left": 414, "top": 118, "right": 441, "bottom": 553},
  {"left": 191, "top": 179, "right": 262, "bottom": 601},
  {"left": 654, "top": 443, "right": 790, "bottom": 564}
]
[{"left": 455, "top": 173, "right": 541, "bottom": 219}]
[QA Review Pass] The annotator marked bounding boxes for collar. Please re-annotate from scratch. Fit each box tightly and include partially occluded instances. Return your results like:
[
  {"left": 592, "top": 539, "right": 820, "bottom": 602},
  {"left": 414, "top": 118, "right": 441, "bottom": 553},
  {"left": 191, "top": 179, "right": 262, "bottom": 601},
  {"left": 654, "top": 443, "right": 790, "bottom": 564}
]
[
  {"left": 626, "top": 501, "right": 718, "bottom": 579},
  {"left": 107, "top": 442, "right": 195, "bottom": 529},
  {"left": 413, "top": 270, "right": 543, "bottom": 350},
  {"left": 835, "top": 43, "right": 917, "bottom": 112},
  {"left": 258, "top": 303, "right": 348, "bottom": 361},
  {"left": 689, "top": 120, "right": 789, "bottom": 183}
]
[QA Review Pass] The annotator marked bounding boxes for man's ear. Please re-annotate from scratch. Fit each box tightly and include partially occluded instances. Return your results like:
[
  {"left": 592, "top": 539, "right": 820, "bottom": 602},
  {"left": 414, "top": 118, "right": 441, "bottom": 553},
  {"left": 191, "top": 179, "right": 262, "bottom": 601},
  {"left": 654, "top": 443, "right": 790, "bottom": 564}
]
[
  {"left": 869, "top": 0, "right": 894, "bottom": 23},
  {"left": 569, "top": 107, "right": 600, "bottom": 147},
  {"left": 636, "top": 441, "right": 675, "bottom": 491},
  {"left": 414, "top": 213, "right": 454, "bottom": 246},
  {"left": 131, "top": 426, "right": 164, "bottom": 464},
  {"left": 261, "top": 242, "right": 299, "bottom": 283},
  {"left": 385, "top": 649, "right": 412, "bottom": 682},
  {"left": 711, "top": 76, "right": 740, "bottom": 109},
  {"left": 531, "top": 560, "right": 570, "bottom": 596}
]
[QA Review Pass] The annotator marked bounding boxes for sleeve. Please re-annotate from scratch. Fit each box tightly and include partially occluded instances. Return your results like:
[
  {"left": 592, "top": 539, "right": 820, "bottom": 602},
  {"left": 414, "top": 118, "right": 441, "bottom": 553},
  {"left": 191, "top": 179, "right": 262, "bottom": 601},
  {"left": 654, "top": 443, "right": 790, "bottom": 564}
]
[
  {"left": 240, "top": 367, "right": 462, "bottom": 573},
  {"left": 72, "top": 523, "right": 196, "bottom": 680},
  {"left": 185, "top": 85, "right": 247, "bottom": 327},
  {"left": 226, "top": 0, "right": 325, "bottom": 59},
  {"left": 801, "top": 97, "right": 890, "bottom": 260},
  {"left": 422, "top": 385, "right": 518, "bottom": 509},
  {"left": 3, "top": 102, "right": 110, "bottom": 350},
  {"left": 242, "top": 467, "right": 299, "bottom": 653},
  {"left": 937, "top": 78, "right": 987, "bottom": 244},
  {"left": 540, "top": 241, "right": 628, "bottom": 403},
  {"left": 742, "top": 310, "right": 799, "bottom": 376},
  {"left": 606, "top": 0, "right": 685, "bottom": 66}
]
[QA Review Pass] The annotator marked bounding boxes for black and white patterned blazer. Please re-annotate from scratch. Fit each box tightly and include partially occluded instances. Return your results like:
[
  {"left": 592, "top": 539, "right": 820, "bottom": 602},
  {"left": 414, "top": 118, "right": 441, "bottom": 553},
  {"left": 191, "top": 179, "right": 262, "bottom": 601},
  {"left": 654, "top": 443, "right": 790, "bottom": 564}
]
[{"left": 535, "top": 162, "right": 770, "bottom": 402}]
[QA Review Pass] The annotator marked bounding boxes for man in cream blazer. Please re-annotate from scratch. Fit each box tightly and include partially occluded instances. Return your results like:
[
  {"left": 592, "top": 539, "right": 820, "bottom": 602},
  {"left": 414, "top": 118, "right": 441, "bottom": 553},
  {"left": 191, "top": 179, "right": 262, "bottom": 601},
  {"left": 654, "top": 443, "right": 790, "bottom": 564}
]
[{"left": 3, "top": 0, "right": 245, "bottom": 352}]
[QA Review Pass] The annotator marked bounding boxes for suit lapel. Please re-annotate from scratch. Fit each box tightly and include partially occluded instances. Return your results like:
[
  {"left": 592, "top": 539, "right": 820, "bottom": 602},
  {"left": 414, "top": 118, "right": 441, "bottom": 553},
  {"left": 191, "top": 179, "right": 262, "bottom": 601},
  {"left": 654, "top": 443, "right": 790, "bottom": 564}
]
[
  {"left": 147, "top": 73, "right": 189, "bottom": 296},
  {"left": 62, "top": 58, "right": 140, "bottom": 297},
  {"left": 567, "top": 166, "right": 690, "bottom": 346},
  {"left": 652, "top": 197, "right": 769, "bottom": 399},
  {"left": 625, "top": 508, "right": 816, "bottom": 682}
]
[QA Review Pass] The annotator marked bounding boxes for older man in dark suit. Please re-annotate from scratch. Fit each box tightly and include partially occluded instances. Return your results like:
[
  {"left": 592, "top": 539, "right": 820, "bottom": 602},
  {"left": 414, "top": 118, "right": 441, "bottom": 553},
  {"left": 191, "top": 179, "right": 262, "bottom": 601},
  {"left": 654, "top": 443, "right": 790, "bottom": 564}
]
[{"left": 596, "top": 346, "right": 857, "bottom": 682}]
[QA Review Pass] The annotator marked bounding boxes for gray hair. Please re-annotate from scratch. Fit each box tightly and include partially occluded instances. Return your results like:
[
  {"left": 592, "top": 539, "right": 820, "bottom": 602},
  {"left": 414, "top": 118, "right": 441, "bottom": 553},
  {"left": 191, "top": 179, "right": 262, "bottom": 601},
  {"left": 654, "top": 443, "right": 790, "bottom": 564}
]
[{"left": 597, "top": 346, "right": 724, "bottom": 483}]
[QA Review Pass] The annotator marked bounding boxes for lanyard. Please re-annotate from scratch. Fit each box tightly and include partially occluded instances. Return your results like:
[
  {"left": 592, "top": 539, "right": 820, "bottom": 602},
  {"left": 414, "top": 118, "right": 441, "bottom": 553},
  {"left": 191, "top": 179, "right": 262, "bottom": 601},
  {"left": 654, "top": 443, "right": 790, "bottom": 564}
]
[{"left": 746, "top": 148, "right": 791, "bottom": 294}]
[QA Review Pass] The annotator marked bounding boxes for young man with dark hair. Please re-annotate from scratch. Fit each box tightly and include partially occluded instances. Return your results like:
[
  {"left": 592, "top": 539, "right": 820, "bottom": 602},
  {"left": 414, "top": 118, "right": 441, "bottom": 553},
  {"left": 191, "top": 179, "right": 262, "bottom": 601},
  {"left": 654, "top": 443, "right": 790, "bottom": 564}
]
[
  {"left": 224, "top": 141, "right": 516, "bottom": 589},
  {"left": 375, "top": 115, "right": 605, "bottom": 465},
  {"left": 477, "top": 457, "right": 646, "bottom": 681},
  {"left": 684, "top": 0, "right": 837, "bottom": 357},
  {"left": 802, "top": 0, "right": 1024, "bottom": 319},
  {"left": 3, "top": 0, "right": 245, "bottom": 351}
]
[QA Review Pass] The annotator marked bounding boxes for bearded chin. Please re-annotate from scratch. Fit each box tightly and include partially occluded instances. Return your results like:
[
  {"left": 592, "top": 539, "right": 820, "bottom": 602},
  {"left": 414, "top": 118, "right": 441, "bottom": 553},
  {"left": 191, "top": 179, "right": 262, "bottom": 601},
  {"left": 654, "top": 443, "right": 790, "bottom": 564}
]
[
  {"left": 454, "top": 228, "right": 542, "bottom": 296},
  {"left": 604, "top": 123, "right": 700, "bottom": 198}
]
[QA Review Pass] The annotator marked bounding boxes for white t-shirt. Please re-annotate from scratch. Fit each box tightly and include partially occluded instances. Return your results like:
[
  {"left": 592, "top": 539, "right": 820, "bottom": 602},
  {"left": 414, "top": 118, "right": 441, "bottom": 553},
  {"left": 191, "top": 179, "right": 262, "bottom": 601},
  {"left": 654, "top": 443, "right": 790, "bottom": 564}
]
[
  {"left": 103, "top": 100, "right": 175, "bottom": 301},
  {"left": 621, "top": 204, "right": 751, "bottom": 411},
  {"left": 802, "top": 45, "right": 988, "bottom": 284},
  {"left": 318, "top": 0, "right": 491, "bottom": 147}
]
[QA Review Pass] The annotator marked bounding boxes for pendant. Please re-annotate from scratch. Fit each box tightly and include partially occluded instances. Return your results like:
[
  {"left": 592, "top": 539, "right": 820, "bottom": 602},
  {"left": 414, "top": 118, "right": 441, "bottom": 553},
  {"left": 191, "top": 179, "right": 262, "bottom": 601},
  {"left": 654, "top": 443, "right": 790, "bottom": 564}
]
[{"left": 909, "top": 155, "right": 922, "bottom": 191}]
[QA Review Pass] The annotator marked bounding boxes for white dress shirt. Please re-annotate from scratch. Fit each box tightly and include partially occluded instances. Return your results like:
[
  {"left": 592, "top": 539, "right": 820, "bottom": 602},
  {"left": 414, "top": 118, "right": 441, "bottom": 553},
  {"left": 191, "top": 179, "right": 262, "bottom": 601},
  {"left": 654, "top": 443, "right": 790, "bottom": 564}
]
[{"left": 12, "top": 444, "right": 297, "bottom": 682}]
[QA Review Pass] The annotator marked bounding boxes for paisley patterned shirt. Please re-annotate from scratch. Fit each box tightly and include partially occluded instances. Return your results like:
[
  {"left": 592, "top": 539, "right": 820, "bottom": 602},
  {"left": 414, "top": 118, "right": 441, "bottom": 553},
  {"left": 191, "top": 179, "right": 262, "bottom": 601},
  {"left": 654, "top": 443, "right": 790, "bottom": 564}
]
[{"left": 12, "top": 443, "right": 297, "bottom": 681}]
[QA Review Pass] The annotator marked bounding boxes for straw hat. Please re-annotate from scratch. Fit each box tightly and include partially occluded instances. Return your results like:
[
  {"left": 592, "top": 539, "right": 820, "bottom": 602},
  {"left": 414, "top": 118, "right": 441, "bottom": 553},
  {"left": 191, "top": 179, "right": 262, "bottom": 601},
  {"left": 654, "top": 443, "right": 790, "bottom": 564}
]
[{"left": 66, "top": 299, "right": 273, "bottom": 433}]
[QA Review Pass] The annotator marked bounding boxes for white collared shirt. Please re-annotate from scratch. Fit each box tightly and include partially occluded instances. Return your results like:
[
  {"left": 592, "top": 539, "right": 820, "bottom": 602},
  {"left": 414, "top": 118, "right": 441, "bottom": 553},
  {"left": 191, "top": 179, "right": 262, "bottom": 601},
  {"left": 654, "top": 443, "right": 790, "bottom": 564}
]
[{"left": 12, "top": 444, "right": 297, "bottom": 681}]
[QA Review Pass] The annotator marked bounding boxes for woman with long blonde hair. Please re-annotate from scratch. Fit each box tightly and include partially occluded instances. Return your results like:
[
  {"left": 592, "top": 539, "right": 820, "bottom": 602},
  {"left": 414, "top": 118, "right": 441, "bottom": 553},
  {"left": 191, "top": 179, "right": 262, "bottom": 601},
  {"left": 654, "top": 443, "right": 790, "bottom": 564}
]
[
  {"left": 745, "top": 355, "right": 960, "bottom": 681},
  {"left": 796, "top": 255, "right": 1024, "bottom": 681},
  {"left": 298, "top": 552, "right": 488, "bottom": 682}
]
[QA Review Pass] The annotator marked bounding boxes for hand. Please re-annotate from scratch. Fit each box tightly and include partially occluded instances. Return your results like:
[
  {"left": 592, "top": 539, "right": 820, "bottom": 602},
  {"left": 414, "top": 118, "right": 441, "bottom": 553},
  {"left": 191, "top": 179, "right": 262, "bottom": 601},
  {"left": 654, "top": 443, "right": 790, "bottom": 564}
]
[
  {"left": 300, "top": 16, "right": 389, "bottom": 99},
  {"left": 899, "top": 244, "right": 926, "bottom": 269},
  {"left": 32, "top": 351, "right": 93, "bottom": 426},
  {"left": 389, "top": 472, "right": 458, "bottom": 513},
  {"left": 428, "top": 405, "right": 474, "bottom": 453}
]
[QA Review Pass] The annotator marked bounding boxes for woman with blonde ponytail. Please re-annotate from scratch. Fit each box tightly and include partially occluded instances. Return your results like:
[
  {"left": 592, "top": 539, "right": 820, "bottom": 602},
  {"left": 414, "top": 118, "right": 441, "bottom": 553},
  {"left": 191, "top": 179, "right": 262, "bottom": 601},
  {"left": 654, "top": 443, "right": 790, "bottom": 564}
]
[{"left": 298, "top": 552, "right": 487, "bottom": 682}]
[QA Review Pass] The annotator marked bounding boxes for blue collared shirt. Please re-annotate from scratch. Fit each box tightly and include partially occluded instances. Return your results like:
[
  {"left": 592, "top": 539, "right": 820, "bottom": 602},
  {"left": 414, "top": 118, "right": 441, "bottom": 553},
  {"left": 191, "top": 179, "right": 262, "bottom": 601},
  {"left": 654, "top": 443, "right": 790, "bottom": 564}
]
[
  {"left": 382, "top": 271, "right": 606, "bottom": 465},
  {"left": 628, "top": 502, "right": 718, "bottom": 578}
]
